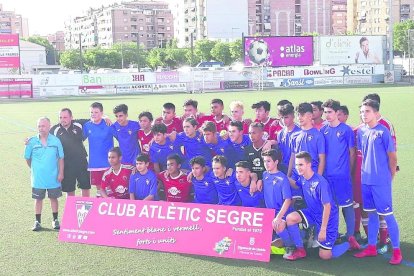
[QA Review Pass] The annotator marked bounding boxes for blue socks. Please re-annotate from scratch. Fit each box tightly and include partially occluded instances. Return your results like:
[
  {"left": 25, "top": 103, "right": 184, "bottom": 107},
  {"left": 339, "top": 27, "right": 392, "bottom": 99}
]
[
  {"left": 368, "top": 212, "right": 380, "bottom": 246},
  {"left": 384, "top": 214, "right": 400, "bottom": 249},
  {"left": 343, "top": 206, "right": 356, "bottom": 238},
  {"left": 287, "top": 224, "right": 304, "bottom": 248},
  {"left": 332, "top": 242, "right": 350, "bottom": 258},
  {"left": 277, "top": 228, "right": 293, "bottom": 247}
]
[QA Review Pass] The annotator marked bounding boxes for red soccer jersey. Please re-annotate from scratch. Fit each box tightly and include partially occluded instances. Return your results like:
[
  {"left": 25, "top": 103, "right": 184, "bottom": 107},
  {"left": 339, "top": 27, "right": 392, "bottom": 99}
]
[
  {"left": 313, "top": 120, "right": 326, "bottom": 131},
  {"left": 196, "top": 114, "right": 214, "bottom": 128},
  {"left": 101, "top": 165, "right": 134, "bottom": 199},
  {"left": 138, "top": 129, "right": 153, "bottom": 154},
  {"left": 158, "top": 171, "right": 192, "bottom": 202},
  {"left": 255, "top": 117, "right": 276, "bottom": 140},
  {"left": 155, "top": 117, "right": 183, "bottom": 134},
  {"left": 213, "top": 117, "right": 229, "bottom": 133},
  {"left": 378, "top": 117, "right": 397, "bottom": 148},
  {"left": 269, "top": 121, "right": 283, "bottom": 141}
]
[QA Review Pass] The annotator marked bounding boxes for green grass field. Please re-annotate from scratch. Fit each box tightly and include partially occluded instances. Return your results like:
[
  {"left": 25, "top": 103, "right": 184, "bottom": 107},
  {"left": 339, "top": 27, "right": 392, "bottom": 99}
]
[{"left": 1, "top": 85, "right": 414, "bottom": 275}]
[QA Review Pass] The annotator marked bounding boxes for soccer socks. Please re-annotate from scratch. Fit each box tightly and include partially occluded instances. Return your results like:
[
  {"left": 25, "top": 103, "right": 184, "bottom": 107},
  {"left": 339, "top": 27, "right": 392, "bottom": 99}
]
[
  {"left": 368, "top": 212, "right": 380, "bottom": 246},
  {"left": 277, "top": 229, "right": 293, "bottom": 247},
  {"left": 332, "top": 242, "right": 350, "bottom": 258},
  {"left": 384, "top": 215, "right": 400, "bottom": 249},
  {"left": 362, "top": 217, "right": 369, "bottom": 236},
  {"left": 287, "top": 225, "right": 304, "bottom": 248},
  {"left": 52, "top": 212, "right": 58, "bottom": 220},
  {"left": 35, "top": 214, "right": 41, "bottom": 223},
  {"left": 343, "top": 206, "right": 356, "bottom": 238},
  {"left": 354, "top": 205, "right": 362, "bottom": 233},
  {"left": 379, "top": 219, "right": 389, "bottom": 244}
]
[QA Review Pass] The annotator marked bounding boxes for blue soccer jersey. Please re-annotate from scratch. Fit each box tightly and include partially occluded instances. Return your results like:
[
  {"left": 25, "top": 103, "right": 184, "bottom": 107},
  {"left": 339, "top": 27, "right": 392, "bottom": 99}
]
[
  {"left": 228, "top": 134, "right": 251, "bottom": 164},
  {"left": 174, "top": 131, "right": 212, "bottom": 168},
  {"left": 150, "top": 137, "right": 181, "bottom": 171},
  {"left": 321, "top": 123, "right": 355, "bottom": 178},
  {"left": 111, "top": 120, "right": 140, "bottom": 164},
  {"left": 83, "top": 120, "right": 114, "bottom": 169},
  {"left": 297, "top": 173, "right": 338, "bottom": 224},
  {"left": 277, "top": 125, "right": 301, "bottom": 167},
  {"left": 204, "top": 134, "right": 238, "bottom": 168},
  {"left": 192, "top": 174, "right": 219, "bottom": 204},
  {"left": 290, "top": 128, "right": 325, "bottom": 173},
  {"left": 211, "top": 172, "right": 241, "bottom": 206},
  {"left": 234, "top": 180, "right": 264, "bottom": 207},
  {"left": 357, "top": 124, "right": 395, "bottom": 185},
  {"left": 129, "top": 170, "right": 159, "bottom": 200},
  {"left": 262, "top": 171, "right": 293, "bottom": 213}
]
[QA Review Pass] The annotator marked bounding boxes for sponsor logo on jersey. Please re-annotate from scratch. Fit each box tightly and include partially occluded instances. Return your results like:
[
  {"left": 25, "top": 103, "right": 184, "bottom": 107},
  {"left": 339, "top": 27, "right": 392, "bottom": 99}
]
[
  {"left": 168, "top": 186, "right": 181, "bottom": 196},
  {"left": 115, "top": 185, "right": 127, "bottom": 194}
]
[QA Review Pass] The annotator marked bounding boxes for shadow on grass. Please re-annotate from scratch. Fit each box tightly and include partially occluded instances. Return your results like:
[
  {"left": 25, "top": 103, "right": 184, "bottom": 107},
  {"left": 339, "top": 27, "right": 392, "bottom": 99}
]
[{"left": 181, "top": 242, "right": 414, "bottom": 275}]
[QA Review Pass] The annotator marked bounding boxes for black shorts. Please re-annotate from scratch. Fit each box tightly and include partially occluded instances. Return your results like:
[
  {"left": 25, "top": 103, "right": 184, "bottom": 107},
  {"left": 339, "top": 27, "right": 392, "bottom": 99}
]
[{"left": 62, "top": 158, "right": 91, "bottom": 192}]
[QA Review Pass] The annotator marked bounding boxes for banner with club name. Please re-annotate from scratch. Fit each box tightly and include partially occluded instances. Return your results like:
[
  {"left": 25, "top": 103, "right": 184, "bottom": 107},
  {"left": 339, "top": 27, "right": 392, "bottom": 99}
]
[{"left": 59, "top": 197, "right": 274, "bottom": 262}]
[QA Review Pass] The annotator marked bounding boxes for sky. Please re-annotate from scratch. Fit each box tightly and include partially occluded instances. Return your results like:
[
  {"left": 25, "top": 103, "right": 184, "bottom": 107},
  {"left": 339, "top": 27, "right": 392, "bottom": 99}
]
[{"left": 0, "top": 0, "right": 119, "bottom": 35}]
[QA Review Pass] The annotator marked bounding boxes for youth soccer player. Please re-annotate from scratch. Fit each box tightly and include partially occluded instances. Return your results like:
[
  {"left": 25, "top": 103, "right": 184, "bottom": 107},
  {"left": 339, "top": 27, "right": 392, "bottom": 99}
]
[
  {"left": 337, "top": 105, "right": 349, "bottom": 124},
  {"left": 173, "top": 117, "right": 212, "bottom": 168},
  {"left": 83, "top": 102, "right": 114, "bottom": 196},
  {"left": 353, "top": 100, "right": 402, "bottom": 265},
  {"left": 149, "top": 123, "right": 181, "bottom": 174},
  {"left": 262, "top": 149, "right": 296, "bottom": 253},
  {"left": 311, "top": 101, "right": 325, "bottom": 130},
  {"left": 244, "top": 122, "right": 269, "bottom": 181},
  {"left": 269, "top": 100, "right": 291, "bottom": 140},
  {"left": 25, "top": 117, "right": 64, "bottom": 231},
  {"left": 182, "top": 99, "right": 208, "bottom": 127},
  {"left": 228, "top": 121, "right": 252, "bottom": 163},
  {"left": 137, "top": 111, "right": 154, "bottom": 155},
  {"left": 211, "top": 155, "right": 241, "bottom": 206},
  {"left": 190, "top": 156, "right": 218, "bottom": 204},
  {"left": 201, "top": 121, "right": 238, "bottom": 168},
  {"left": 321, "top": 99, "right": 360, "bottom": 250},
  {"left": 112, "top": 104, "right": 141, "bottom": 164},
  {"left": 129, "top": 154, "right": 158, "bottom": 201},
  {"left": 157, "top": 154, "right": 193, "bottom": 202},
  {"left": 252, "top": 101, "right": 276, "bottom": 140},
  {"left": 285, "top": 152, "right": 350, "bottom": 261},
  {"left": 277, "top": 104, "right": 301, "bottom": 169},
  {"left": 209, "top": 98, "right": 229, "bottom": 132},
  {"left": 229, "top": 101, "right": 251, "bottom": 134},
  {"left": 234, "top": 161, "right": 264, "bottom": 207},
  {"left": 154, "top": 102, "right": 183, "bottom": 134},
  {"left": 101, "top": 147, "right": 134, "bottom": 199}
]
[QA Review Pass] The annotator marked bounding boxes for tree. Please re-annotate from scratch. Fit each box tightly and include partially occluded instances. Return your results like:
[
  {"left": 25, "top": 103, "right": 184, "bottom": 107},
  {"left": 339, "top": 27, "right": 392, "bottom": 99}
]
[
  {"left": 146, "top": 48, "right": 166, "bottom": 69},
  {"left": 393, "top": 19, "right": 414, "bottom": 55},
  {"left": 164, "top": 48, "right": 190, "bottom": 68},
  {"left": 211, "top": 42, "right": 232, "bottom": 65},
  {"left": 229, "top": 39, "right": 243, "bottom": 62},
  {"left": 59, "top": 49, "right": 83, "bottom": 70},
  {"left": 194, "top": 39, "right": 217, "bottom": 62},
  {"left": 83, "top": 48, "right": 121, "bottom": 70},
  {"left": 26, "top": 36, "right": 57, "bottom": 65},
  {"left": 112, "top": 42, "right": 148, "bottom": 68}
]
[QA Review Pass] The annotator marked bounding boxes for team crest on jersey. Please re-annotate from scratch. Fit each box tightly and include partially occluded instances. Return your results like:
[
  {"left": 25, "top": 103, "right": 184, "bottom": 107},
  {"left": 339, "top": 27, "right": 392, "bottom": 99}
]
[
  {"left": 272, "top": 179, "right": 278, "bottom": 185},
  {"left": 146, "top": 179, "right": 150, "bottom": 185},
  {"left": 262, "top": 132, "right": 269, "bottom": 140},
  {"left": 336, "top": 131, "right": 343, "bottom": 137},
  {"left": 307, "top": 135, "right": 313, "bottom": 141},
  {"left": 310, "top": 181, "right": 318, "bottom": 192},
  {"left": 128, "top": 130, "right": 132, "bottom": 135},
  {"left": 225, "top": 180, "right": 230, "bottom": 185},
  {"left": 72, "top": 129, "right": 77, "bottom": 134},
  {"left": 168, "top": 187, "right": 181, "bottom": 196},
  {"left": 144, "top": 144, "right": 150, "bottom": 151},
  {"left": 204, "top": 181, "right": 209, "bottom": 186},
  {"left": 169, "top": 145, "right": 174, "bottom": 150},
  {"left": 75, "top": 201, "right": 93, "bottom": 228},
  {"left": 220, "top": 148, "right": 225, "bottom": 153}
]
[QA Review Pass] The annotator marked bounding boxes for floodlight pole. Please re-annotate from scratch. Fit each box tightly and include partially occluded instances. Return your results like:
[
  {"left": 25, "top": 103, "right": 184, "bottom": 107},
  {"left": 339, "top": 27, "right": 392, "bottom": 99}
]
[{"left": 388, "top": 0, "right": 394, "bottom": 70}]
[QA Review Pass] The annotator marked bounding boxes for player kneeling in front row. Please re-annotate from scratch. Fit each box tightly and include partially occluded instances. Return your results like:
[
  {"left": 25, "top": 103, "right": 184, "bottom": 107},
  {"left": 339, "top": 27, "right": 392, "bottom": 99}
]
[
  {"left": 284, "top": 152, "right": 350, "bottom": 260},
  {"left": 101, "top": 147, "right": 134, "bottom": 199}
]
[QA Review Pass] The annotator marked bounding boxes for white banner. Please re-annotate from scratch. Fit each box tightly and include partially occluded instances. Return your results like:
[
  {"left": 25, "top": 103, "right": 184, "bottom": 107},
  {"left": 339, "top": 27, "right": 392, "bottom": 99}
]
[
  {"left": 320, "top": 36, "right": 385, "bottom": 65},
  {"left": 116, "top": 84, "right": 153, "bottom": 94},
  {"left": 314, "top": 77, "right": 344, "bottom": 86},
  {"left": 152, "top": 83, "right": 187, "bottom": 93},
  {"left": 343, "top": 76, "right": 372, "bottom": 85},
  {"left": 78, "top": 85, "right": 116, "bottom": 95},
  {"left": 39, "top": 86, "right": 78, "bottom": 97}
]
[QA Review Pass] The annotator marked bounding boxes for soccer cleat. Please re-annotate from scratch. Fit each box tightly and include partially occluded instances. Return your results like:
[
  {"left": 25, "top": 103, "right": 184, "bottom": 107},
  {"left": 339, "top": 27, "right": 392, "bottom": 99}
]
[
  {"left": 284, "top": 247, "right": 307, "bottom": 261},
  {"left": 52, "top": 219, "right": 60, "bottom": 230},
  {"left": 377, "top": 243, "right": 389, "bottom": 255},
  {"left": 32, "top": 221, "right": 42, "bottom": 231},
  {"left": 270, "top": 246, "right": 286, "bottom": 255},
  {"left": 348, "top": 236, "right": 361, "bottom": 250},
  {"left": 389, "top": 248, "right": 402, "bottom": 265},
  {"left": 354, "top": 245, "right": 377, "bottom": 258},
  {"left": 283, "top": 247, "right": 295, "bottom": 259}
]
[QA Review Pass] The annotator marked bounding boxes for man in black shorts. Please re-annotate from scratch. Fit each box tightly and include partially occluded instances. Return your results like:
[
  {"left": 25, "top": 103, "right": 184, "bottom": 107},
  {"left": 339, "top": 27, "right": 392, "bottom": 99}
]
[{"left": 50, "top": 108, "right": 91, "bottom": 197}]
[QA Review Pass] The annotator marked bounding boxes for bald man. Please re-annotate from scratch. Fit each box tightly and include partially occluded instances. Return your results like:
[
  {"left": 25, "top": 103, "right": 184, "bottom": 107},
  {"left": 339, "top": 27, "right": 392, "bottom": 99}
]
[{"left": 24, "top": 117, "right": 64, "bottom": 231}]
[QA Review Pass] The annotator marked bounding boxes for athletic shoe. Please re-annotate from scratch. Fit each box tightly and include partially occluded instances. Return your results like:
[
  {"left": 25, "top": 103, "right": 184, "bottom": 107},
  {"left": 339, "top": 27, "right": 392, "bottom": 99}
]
[
  {"left": 354, "top": 245, "right": 377, "bottom": 258},
  {"left": 389, "top": 248, "right": 402, "bottom": 265},
  {"left": 52, "top": 219, "right": 60, "bottom": 230},
  {"left": 348, "top": 236, "right": 361, "bottom": 250},
  {"left": 284, "top": 247, "right": 306, "bottom": 261},
  {"left": 377, "top": 243, "right": 389, "bottom": 255},
  {"left": 283, "top": 247, "right": 295, "bottom": 259},
  {"left": 32, "top": 221, "right": 42, "bottom": 231},
  {"left": 270, "top": 246, "right": 286, "bottom": 255}
]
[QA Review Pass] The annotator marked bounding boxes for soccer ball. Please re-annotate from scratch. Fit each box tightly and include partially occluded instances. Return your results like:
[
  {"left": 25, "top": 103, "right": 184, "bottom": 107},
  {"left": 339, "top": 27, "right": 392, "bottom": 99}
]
[{"left": 248, "top": 40, "right": 269, "bottom": 65}]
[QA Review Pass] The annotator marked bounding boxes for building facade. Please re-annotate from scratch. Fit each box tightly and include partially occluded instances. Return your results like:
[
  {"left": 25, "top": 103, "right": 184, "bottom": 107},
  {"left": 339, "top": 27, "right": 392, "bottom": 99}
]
[
  {"left": 0, "top": 4, "right": 29, "bottom": 38},
  {"left": 331, "top": 0, "right": 347, "bottom": 34},
  {"left": 64, "top": 1, "right": 174, "bottom": 50}
]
